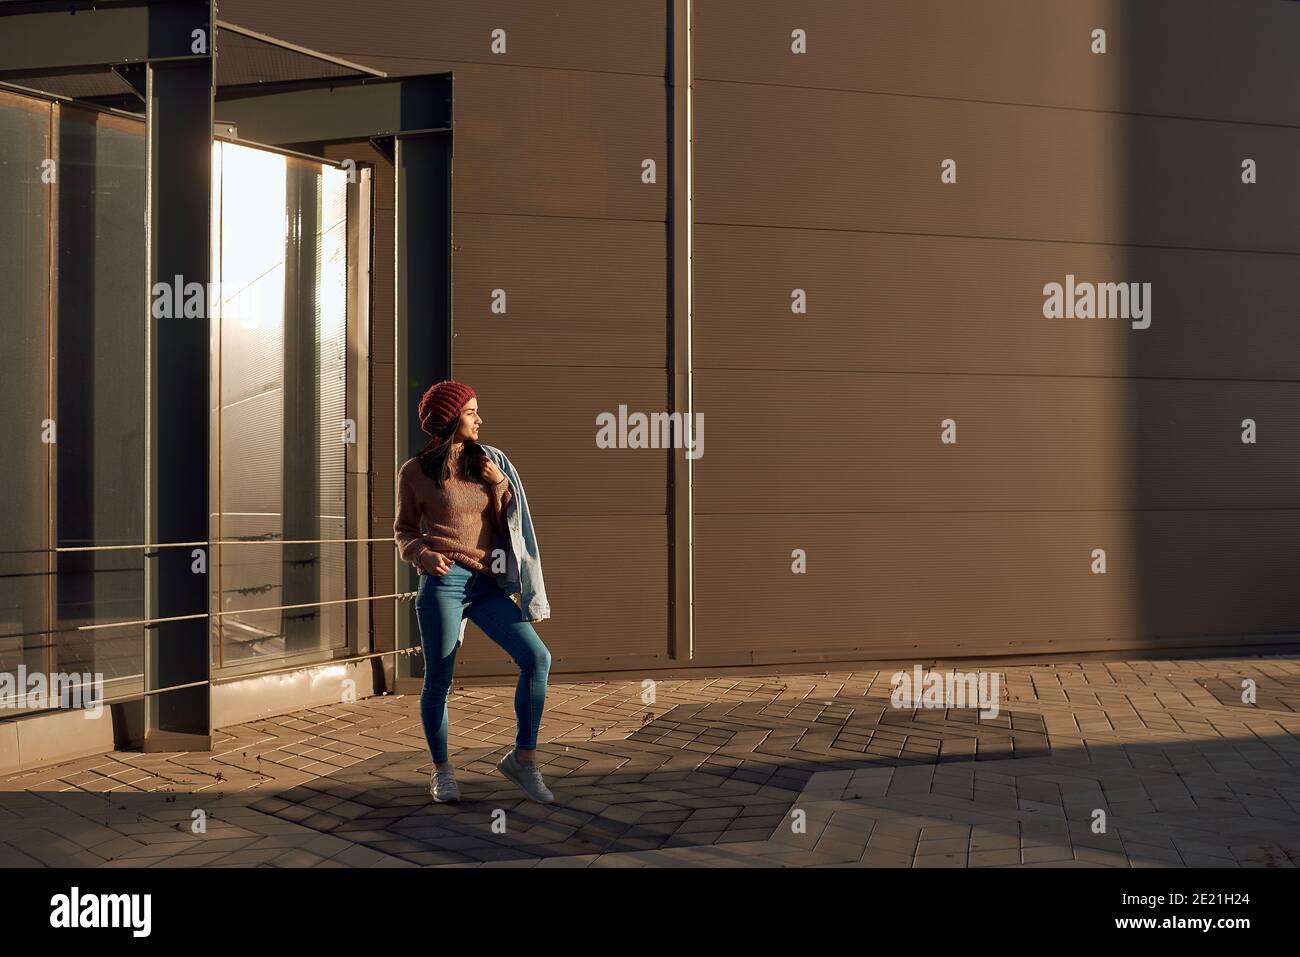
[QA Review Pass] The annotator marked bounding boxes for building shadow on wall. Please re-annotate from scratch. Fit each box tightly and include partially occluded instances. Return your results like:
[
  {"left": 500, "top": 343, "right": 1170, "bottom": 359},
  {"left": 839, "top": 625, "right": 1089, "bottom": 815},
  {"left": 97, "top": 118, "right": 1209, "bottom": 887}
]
[{"left": 1118, "top": 4, "right": 1300, "bottom": 657}]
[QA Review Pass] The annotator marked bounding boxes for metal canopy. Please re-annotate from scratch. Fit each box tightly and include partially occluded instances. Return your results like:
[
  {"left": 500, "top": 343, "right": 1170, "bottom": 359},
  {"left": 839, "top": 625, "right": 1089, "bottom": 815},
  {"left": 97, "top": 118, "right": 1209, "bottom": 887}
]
[
  {"left": 0, "top": 5, "right": 388, "bottom": 107},
  {"left": 0, "top": 0, "right": 452, "bottom": 751}
]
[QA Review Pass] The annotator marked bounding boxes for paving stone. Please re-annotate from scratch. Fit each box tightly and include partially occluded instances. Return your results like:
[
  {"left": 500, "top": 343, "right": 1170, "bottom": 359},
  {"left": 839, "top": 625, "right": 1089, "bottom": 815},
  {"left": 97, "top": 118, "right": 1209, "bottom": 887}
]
[
  {"left": 1020, "top": 845, "right": 1075, "bottom": 864},
  {"left": 969, "top": 848, "right": 1021, "bottom": 866},
  {"left": 148, "top": 852, "right": 230, "bottom": 868},
  {"left": 0, "top": 843, "right": 44, "bottom": 867},
  {"left": 4, "top": 657, "right": 1300, "bottom": 868},
  {"left": 915, "top": 852, "right": 968, "bottom": 867}
]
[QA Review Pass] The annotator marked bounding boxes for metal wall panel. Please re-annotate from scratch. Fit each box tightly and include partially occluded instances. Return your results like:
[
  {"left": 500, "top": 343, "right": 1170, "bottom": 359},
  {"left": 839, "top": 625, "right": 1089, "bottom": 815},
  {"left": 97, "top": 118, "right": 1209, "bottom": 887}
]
[
  {"left": 452, "top": 364, "right": 666, "bottom": 516},
  {"left": 217, "top": 0, "right": 664, "bottom": 77},
  {"left": 695, "top": 0, "right": 1300, "bottom": 126},
  {"left": 445, "top": 66, "right": 666, "bottom": 220},
  {"left": 452, "top": 214, "right": 666, "bottom": 368},
  {"left": 694, "top": 371, "right": 1300, "bottom": 512},
  {"left": 695, "top": 225, "right": 1300, "bottom": 381},
  {"left": 423, "top": 57, "right": 670, "bottom": 666},
  {"left": 454, "top": 515, "right": 669, "bottom": 667},
  {"left": 695, "top": 510, "right": 1300, "bottom": 659},
  {"left": 692, "top": 3, "right": 1300, "bottom": 663},
  {"left": 449, "top": 363, "right": 669, "bottom": 665},
  {"left": 695, "top": 80, "right": 1300, "bottom": 252}
]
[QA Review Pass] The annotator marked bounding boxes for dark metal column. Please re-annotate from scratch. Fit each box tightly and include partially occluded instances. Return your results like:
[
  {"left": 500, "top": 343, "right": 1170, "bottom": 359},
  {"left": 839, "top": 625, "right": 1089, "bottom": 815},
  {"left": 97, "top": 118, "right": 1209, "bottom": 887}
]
[
  {"left": 143, "top": 55, "right": 213, "bottom": 750},
  {"left": 393, "top": 130, "right": 453, "bottom": 681}
]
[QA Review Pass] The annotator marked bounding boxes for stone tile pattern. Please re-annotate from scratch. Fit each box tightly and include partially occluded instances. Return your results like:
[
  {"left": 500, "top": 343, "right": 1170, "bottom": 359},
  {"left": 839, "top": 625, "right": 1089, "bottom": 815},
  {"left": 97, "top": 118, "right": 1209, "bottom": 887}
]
[{"left": 1, "top": 657, "right": 1298, "bottom": 868}]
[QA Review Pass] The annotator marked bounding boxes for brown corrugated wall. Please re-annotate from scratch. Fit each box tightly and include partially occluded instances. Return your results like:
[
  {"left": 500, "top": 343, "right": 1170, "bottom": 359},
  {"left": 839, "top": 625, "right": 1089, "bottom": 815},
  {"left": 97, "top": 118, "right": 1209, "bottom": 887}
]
[
  {"left": 691, "top": 0, "right": 1300, "bottom": 663},
  {"left": 220, "top": 0, "right": 1300, "bottom": 673}
]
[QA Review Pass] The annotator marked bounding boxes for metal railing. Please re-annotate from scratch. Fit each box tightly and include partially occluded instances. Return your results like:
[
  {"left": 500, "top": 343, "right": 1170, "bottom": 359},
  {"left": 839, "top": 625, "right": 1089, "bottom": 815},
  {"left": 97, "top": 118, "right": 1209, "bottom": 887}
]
[{"left": 1, "top": 536, "right": 422, "bottom": 715}]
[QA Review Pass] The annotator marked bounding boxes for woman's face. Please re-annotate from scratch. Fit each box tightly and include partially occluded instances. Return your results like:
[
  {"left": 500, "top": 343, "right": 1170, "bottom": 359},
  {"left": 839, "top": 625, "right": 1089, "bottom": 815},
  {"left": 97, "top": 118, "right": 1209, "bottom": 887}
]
[{"left": 454, "top": 397, "right": 482, "bottom": 443}]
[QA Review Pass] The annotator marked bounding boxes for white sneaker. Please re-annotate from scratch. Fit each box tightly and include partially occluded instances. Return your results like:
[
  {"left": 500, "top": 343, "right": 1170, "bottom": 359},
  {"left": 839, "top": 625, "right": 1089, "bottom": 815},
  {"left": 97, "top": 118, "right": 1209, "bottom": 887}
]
[
  {"left": 497, "top": 750, "right": 554, "bottom": 804},
  {"left": 429, "top": 764, "right": 461, "bottom": 802}
]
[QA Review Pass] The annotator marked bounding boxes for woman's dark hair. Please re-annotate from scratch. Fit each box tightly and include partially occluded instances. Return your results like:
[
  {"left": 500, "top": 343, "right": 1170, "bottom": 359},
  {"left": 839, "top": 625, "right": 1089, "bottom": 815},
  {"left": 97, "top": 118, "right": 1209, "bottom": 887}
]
[{"left": 416, "top": 415, "right": 491, "bottom": 488}]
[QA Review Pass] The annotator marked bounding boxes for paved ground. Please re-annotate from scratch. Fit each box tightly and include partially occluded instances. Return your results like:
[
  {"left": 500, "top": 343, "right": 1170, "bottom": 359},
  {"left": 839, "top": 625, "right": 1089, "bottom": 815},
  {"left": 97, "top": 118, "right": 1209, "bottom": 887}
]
[{"left": 2, "top": 656, "right": 1299, "bottom": 867}]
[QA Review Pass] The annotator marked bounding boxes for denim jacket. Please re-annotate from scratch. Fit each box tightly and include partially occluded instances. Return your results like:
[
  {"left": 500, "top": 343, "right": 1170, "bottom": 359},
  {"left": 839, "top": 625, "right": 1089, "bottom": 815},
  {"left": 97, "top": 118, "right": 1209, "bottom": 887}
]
[
  {"left": 405, "top": 443, "right": 550, "bottom": 645},
  {"left": 478, "top": 443, "right": 550, "bottom": 624}
]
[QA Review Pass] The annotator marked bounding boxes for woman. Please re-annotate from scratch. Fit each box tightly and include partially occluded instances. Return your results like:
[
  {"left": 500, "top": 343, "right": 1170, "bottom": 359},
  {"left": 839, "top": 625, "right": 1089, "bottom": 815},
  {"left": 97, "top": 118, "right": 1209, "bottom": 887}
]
[{"left": 394, "top": 379, "right": 554, "bottom": 804}]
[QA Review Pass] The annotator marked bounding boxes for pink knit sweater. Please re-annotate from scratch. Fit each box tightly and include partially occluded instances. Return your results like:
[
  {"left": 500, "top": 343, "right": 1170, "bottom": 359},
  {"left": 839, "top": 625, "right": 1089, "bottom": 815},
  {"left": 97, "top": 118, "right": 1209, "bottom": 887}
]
[{"left": 394, "top": 442, "right": 513, "bottom": 574}]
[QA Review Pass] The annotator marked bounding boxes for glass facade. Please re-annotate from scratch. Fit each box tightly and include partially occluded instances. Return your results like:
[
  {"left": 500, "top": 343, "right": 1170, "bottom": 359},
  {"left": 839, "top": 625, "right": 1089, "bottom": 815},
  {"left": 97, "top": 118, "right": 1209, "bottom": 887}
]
[{"left": 0, "top": 88, "right": 367, "bottom": 719}]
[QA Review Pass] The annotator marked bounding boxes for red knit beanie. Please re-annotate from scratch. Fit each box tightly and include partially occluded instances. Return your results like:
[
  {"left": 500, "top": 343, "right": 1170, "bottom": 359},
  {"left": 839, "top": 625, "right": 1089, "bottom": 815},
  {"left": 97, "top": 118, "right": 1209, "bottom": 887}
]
[{"left": 418, "top": 380, "right": 477, "bottom": 435}]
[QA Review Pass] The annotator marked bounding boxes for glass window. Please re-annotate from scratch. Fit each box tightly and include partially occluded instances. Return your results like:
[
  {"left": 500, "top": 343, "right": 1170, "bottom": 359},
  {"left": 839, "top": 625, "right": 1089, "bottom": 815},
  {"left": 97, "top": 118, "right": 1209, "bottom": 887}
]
[
  {"left": 0, "top": 90, "right": 53, "bottom": 712},
  {"left": 53, "top": 104, "right": 147, "bottom": 703},
  {"left": 210, "top": 142, "right": 352, "bottom": 673}
]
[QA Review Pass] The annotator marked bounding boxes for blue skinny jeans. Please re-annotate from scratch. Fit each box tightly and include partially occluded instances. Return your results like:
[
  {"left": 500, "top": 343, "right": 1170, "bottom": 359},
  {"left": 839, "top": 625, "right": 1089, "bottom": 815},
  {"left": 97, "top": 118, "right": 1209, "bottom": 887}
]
[{"left": 414, "top": 561, "right": 551, "bottom": 764}]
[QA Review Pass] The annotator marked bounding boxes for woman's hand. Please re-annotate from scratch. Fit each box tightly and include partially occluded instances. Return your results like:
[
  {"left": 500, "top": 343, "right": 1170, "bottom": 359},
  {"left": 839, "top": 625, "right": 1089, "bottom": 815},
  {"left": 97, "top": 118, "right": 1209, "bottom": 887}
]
[
  {"left": 419, "top": 549, "right": 454, "bottom": 576},
  {"left": 482, "top": 458, "right": 507, "bottom": 487}
]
